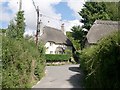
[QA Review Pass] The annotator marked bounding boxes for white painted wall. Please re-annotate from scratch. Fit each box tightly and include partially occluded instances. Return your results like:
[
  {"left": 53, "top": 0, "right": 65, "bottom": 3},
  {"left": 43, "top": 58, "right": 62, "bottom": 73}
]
[{"left": 45, "top": 42, "right": 72, "bottom": 54}]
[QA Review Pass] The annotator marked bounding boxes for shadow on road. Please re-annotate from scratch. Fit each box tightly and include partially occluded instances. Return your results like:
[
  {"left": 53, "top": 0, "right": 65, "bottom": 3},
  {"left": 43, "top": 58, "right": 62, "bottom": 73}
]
[
  {"left": 69, "top": 66, "right": 80, "bottom": 72},
  {"left": 68, "top": 66, "right": 85, "bottom": 89}
]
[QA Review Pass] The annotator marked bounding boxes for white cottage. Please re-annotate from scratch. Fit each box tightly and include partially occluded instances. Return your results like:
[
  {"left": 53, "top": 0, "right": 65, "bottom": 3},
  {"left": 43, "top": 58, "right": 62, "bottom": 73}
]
[{"left": 39, "top": 24, "right": 73, "bottom": 54}]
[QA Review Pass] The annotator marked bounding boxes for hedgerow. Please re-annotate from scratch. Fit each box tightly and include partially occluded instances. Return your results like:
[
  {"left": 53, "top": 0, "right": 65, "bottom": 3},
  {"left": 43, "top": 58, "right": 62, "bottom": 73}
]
[
  {"left": 45, "top": 54, "right": 70, "bottom": 62},
  {"left": 2, "top": 36, "right": 45, "bottom": 88},
  {"left": 80, "top": 31, "right": 120, "bottom": 88}
]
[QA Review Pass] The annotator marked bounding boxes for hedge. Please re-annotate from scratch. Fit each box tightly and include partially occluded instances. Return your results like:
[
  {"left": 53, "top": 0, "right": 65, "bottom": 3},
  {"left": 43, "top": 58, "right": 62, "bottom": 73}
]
[
  {"left": 2, "top": 36, "right": 45, "bottom": 88},
  {"left": 45, "top": 54, "right": 70, "bottom": 62},
  {"left": 79, "top": 31, "right": 120, "bottom": 88}
]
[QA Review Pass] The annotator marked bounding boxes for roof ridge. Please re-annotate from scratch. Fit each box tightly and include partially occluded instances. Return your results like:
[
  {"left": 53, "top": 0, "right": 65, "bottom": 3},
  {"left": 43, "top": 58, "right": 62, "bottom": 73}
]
[
  {"left": 95, "top": 20, "right": 118, "bottom": 25},
  {"left": 40, "top": 26, "right": 72, "bottom": 46},
  {"left": 87, "top": 20, "right": 118, "bottom": 44},
  {"left": 44, "top": 26, "right": 62, "bottom": 32}
]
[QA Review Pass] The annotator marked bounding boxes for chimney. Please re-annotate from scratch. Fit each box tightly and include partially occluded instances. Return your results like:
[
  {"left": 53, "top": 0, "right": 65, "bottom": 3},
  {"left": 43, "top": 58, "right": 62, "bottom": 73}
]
[{"left": 61, "top": 23, "right": 66, "bottom": 35}]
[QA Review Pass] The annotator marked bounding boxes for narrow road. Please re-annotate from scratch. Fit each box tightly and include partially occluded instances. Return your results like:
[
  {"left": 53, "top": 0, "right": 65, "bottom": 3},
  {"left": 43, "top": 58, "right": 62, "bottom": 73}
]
[{"left": 33, "top": 64, "right": 84, "bottom": 88}]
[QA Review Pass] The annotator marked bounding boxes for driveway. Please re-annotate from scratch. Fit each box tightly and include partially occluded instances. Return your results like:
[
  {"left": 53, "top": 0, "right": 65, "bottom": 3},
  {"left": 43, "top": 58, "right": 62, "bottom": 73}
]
[{"left": 32, "top": 64, "right": 84, "bottom": 88}]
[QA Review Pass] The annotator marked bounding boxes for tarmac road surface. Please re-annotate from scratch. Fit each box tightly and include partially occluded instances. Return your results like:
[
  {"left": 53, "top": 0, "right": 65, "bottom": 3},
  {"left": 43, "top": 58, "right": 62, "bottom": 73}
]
[{"left": 33, "top": 64, "right": 84, "bottom": 88}]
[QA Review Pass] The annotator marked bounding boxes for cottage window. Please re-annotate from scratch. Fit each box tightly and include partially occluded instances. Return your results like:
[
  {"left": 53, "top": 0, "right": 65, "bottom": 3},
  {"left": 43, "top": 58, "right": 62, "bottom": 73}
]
[{"left": 50, "top": 51, "right": 53, "bottom": 54}]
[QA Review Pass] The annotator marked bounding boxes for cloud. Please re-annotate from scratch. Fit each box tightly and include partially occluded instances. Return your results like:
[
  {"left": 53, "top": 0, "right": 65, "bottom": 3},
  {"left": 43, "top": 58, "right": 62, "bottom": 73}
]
[
  {"left": 0, "top": 0, "right": 17, "bottom": 27},
  {"left": 1, "top": 0, "right": 19, "bottom": 28},
  {"left": 66, "top": 0, "right": 85, "bottom": 19},
  {"left": 1, "top": 0, "right": 62, "bottom": 35},
  {"left": 67, "top": 0, "right": 85, "bottom": 12},
  {"left": 1, "top": 0, "right": 85, "bottom": 35},
  {"left": 64, "top": 19, "right": 83, "bottom": 32}
]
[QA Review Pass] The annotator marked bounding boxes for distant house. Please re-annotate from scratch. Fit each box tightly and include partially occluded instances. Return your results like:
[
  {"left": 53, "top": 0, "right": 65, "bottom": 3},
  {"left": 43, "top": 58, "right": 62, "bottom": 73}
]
[
  {"left": 85, "top": 20, "right": 119, "bottom": 46},
  {"left": 39, "top": 24, "right": 73, "bottom": 54}
]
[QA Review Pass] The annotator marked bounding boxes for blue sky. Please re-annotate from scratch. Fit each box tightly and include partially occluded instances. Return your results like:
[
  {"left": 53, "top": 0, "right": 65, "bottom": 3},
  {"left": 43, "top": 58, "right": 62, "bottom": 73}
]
[
  {"left": 54, "top": 2, "right": 76, "bottom": 20},
  {"left": 1, "top": 2, "right": 13, "bottom": 28},
  {"left": 1, "top": 0, "right": 85, "bottom": 35},
  {"left": 2, "top": 2, "right": 13, "bottom": 14}
]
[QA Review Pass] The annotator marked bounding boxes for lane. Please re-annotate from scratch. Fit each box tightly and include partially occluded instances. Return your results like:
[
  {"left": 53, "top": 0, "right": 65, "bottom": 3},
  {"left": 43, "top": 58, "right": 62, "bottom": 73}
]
[{"left": 33, "top": 64, "right": 84, "bottom": 88}]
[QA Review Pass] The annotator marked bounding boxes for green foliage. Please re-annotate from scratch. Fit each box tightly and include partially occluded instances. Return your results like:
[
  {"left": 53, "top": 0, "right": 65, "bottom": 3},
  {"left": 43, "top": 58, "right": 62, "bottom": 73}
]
[
  {"left": 71, "top": 26, "right": 84, "bottom": 41},
  {"left": 6, "top": 20, "right": 17, "bottom": 38},
  {"left": 71, "top": 26, "right": 86, "bottom": 49},
  {"left": 45, "top": 54, "right": 70, "bottom": 62},
  {"left": 2, "top": 36, "right": 45, "bottom": 88},
  {"left": 0, "top": 29, "right": 6, "bottom": 34},
  {"left": 16, "top": 11, "right": 25, "bottom": 39},
  {"left": 66, "top": 32, "right": 80, "bottom": 50},
  {"left": 2, "top": 9, "right": 45, "bottom": 88},
  {"left": 24, "top": 35, "right": 33, "bottom": 40},
  {"left": 79, "top": 2, "right": 111, "bottom": 30},
  {"left": 65, "top": 49, "right": 72, "bottom": 57},
  {"left": 66, "top": 26, "right": 86, "bottom": 50},
  {"left": 0, "top": 35, "right": 2, "bottom": 88},
  {"left": 105, "top": 2, "right": 119, "bottom": 21},
  {"left": 6, "top": 11, "right": 25, "bottom": 39},
  {"left": 79, "top": 32, "right": 120, "bottom": 88},
  {"left": 119, "top": 2, "right": 120, "bottom": 21}
]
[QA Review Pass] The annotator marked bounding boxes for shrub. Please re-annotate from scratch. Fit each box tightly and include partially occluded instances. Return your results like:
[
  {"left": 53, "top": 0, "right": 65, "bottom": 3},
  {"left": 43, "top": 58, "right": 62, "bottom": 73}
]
[
  {"left": 80, "top": 32, "right": 120, "bottom": 88},
  {"left": 2, "top": 36, "right": 45, "bottom": 88},
  {"left": 45, "top": 54, "right": 70, "bottom": 62},
  {"left": 0, "top": 35, "right": 2, "bottom": 88},
  {"left": 65, "top": 49, "right": 72, "bottom": 56}
]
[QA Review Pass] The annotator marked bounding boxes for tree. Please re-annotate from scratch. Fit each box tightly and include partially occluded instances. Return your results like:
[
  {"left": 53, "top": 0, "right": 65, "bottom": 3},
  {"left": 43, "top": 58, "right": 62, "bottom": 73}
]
[
  {"left": 6, "top": 11, "right": 25, "bottom": 39},
  {"left": 79, "top": 2, "right": 111, "bottom": 30},
  {"left": 104, "top": 2, "right": 119, "bottom": 21},
  {"left": 66, "top": 32, "right": 80, "bottom": 50},
  {"left": 7, "top": 20, "right": 17, "bottom": 38},
  {"left": 71, "top": 26, "right": 86, "bottom": 50},
  {"left": 0, "top": 28, "right": 7, "bottom": 34},
  {"left": 15, "top": 11, "right": 25, "bottom": 39},
  {"left": 67, "top": 26, "right": 86, "bottom": 50}
]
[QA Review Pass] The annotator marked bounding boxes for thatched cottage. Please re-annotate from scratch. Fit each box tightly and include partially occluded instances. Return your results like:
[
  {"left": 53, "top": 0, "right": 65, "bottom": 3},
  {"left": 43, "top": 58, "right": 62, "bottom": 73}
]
[
  {"left": 39, "top": 24, "right": 73, "bottom": 54},
  {"left": 85, "top": 20, "right": 119, "bottom": 46}
]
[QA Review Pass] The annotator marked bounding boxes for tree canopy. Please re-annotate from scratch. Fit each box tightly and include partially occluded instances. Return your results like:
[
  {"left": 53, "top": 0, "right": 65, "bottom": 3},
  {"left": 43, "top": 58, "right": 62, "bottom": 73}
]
[
  {"left": 104, "top": 2, "right": 119, "bottom": 21},
  {"left": 79, "top": 2, "right": 111, "bottom": 30},
  {"left": 6, "top": 11, "right": 25, "bottom": 39},
  {"left": 67, "top": 26, "right": 86, "bottom": 50},
  {"left": 16, "top": 11, "right": 25, "bottom": 39},
  {"left": 68, "top": 2, "right": 119, "bottom": 51}
]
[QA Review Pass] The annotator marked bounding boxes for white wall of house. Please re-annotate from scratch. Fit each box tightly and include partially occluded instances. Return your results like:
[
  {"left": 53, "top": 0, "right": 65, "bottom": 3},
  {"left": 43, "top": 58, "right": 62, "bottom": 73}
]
[{"left": 45, "top": 42, "right": 72, "bottom": 54}]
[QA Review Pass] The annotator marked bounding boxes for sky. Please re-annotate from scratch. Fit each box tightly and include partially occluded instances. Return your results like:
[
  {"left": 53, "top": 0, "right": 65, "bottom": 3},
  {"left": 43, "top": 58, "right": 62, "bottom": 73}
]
[{"left": 0, "top": 0, "right": 85, "bottom": 35}]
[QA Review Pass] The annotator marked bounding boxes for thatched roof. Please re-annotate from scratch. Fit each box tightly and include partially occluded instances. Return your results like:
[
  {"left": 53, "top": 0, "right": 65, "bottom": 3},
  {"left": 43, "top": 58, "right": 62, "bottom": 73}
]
[
  {"left": 40, "top": 26, "right": 72, "bottom": 46},
  {"left": 86, "top": 20, "right": 119, "bottom": 44}
]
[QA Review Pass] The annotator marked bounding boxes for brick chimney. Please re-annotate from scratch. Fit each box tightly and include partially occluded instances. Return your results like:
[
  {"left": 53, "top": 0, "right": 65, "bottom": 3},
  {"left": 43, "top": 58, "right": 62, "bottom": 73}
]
[{"left": 61, "top": 23, "right": 66, "bottom": 35}]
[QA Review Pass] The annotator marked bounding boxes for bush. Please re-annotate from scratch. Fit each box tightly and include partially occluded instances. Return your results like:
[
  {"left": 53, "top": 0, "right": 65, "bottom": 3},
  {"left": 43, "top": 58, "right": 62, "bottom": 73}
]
[
  {"left": 2, "top": 36, "right": 45, "bottom": 88},
  {"left": 65, "top": 49, "right": 72, "bottom": 56},
  {"left": 45, "top": 54, "right": 70, "bottom": 62},
  {"left": 0, "top": 35, "right": 2, "bottom": 88},
  {"left": 80, "top": 32, "right": 120, "bottom": 88}
]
